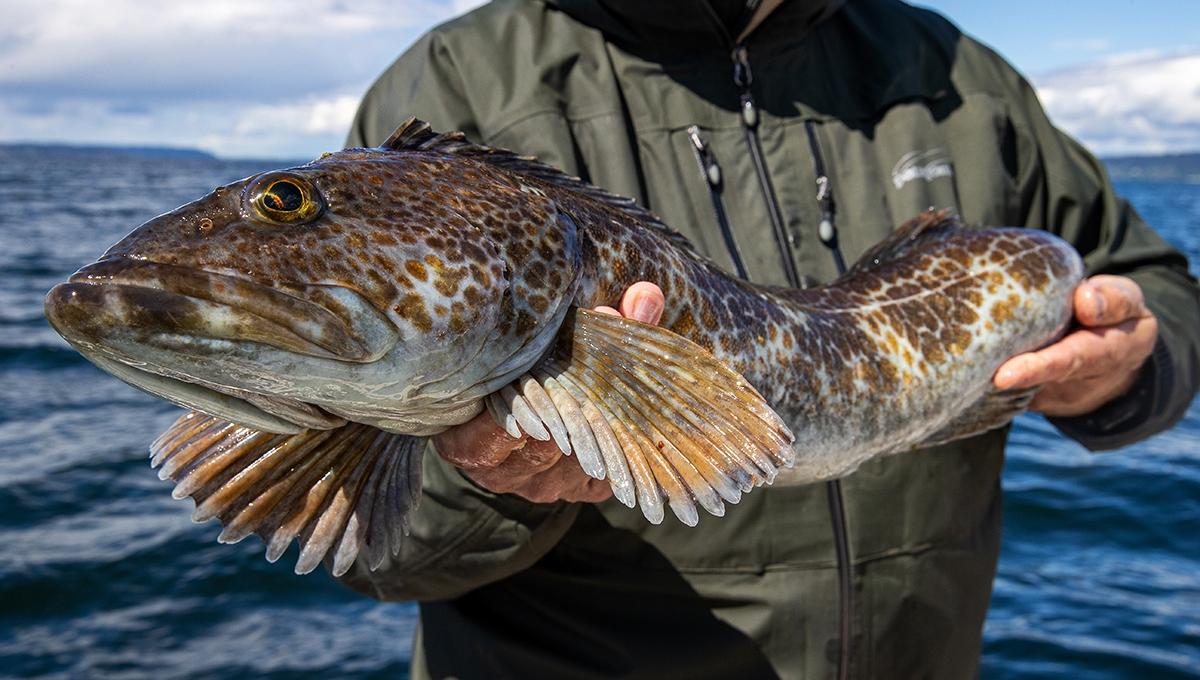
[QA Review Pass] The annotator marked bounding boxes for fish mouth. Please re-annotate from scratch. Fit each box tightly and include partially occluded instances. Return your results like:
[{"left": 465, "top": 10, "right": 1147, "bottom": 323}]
[
  {"left": 47, "top": 257, "right": 391, "bottom": 362},
  {"left": 44, "top": 257, "right": 399, "bottom": 433},
  {"left": 75, "top": 348, "right": 342, "bottom": 434}
]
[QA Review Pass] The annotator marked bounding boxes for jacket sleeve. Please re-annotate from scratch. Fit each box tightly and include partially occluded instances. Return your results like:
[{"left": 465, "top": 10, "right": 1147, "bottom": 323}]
[
  {"left": 335, "top": 32, "right": 582, "bottom": 601},
  {"left": 1006, "top": 70, "right": 1200, "bottom": 450}
]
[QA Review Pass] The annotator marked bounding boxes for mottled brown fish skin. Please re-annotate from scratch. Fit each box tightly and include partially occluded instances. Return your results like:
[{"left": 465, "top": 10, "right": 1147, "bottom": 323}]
[
  {"left": 560, "top": 198, "right": 1080, "bottom": 479},
  {"left": 49, "top": 137, "right": 1080, "bottom": 481}
]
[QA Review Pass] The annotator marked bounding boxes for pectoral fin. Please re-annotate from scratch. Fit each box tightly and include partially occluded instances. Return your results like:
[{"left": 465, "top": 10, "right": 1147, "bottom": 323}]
[
  {"left": 150, "top": 411, "right": 423, "bottom": 577},
  {"left": 486, "top": 308, "right": 795, "bottom": 526},
  {"left": 916, "top": 386, "right": 1038, "bottom": 449}
]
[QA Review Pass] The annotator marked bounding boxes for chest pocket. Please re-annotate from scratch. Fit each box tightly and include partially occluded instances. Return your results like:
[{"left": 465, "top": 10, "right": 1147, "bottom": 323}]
[{"left": 816, "top": 92, "right": 1021, "bottom": 271}]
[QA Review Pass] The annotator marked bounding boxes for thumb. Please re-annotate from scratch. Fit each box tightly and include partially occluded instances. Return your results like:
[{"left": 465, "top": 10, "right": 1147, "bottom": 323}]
[{"left": 619, "top": 281, "right": 665, "bottom": 325}]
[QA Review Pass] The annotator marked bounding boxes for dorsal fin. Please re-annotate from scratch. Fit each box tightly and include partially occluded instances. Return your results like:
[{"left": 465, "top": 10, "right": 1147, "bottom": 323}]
[
  {"left": 379, "top": 118, "right": 693, "bottom": 250},
  {"left": 846, "top": 209, "right": 963, "bottom": 276}
]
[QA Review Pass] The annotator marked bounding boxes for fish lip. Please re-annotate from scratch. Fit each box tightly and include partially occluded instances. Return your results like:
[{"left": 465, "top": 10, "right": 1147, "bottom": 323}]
[
  {"left": 57, "top": 257, "right": 389, "bottom": 362},
  {"left": 48, "top": 328, "right": 343, "bottom": 433},
  {"left": 45, "top": 279, "right": 349, "bottom": 432}
]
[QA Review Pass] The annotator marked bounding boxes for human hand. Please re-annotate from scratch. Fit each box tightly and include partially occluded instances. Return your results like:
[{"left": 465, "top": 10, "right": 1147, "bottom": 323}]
[
  {"left": 993, "top": 275, "right": 1158, "bottom": 417},
  {"left": 433, "top": 282, "right": 666, "bottom": 503}
]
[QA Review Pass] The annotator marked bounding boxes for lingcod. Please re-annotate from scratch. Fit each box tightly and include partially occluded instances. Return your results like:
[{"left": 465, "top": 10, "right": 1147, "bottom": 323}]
[{"left": 43, "top": 119, "right": 1083, "bottom": 577}]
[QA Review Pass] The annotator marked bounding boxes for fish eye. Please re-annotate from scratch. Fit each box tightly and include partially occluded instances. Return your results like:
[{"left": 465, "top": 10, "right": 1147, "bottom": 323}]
[{"left": 247, "top": 174, "right": 323, "bottom": 224}]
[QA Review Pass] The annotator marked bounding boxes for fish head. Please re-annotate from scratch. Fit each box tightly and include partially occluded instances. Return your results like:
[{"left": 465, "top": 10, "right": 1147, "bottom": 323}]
[{"left": 45, "top": 150, "right": 581, "bottom": 434}]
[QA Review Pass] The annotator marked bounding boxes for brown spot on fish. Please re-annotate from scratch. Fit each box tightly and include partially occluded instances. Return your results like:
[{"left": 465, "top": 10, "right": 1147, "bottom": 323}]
[
  {"left": 516, "top": 310, "right": 537, "bottom": 335},
  {"left": 991, "top": 293, "right": 1020, "bottom": 324},
  {"left": 395, "top": 294, "right": 433, "bottom": 332},
  {"left": 404, "top": 260, "right": 428, "bottom": 281}
]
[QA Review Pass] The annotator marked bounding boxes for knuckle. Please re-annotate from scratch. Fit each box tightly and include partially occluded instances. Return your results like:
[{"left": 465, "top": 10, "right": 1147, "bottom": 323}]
[{"left": 519, "top": 442, "right": 562, "bottom": 468}]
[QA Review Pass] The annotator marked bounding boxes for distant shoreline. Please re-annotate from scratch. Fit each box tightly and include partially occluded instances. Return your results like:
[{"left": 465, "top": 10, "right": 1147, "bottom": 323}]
[
  {"left": 2, "top": 142, "right": 1199, "bottom": 182},
  {"left": 1103, "top": 153, "right": 1200, "bottom": 183},
  {"left": 0, "top": 142, "right": 218, "bottom": 161},
  {"left": 0, "top": 142, "right": 309, "bottom": 166}
]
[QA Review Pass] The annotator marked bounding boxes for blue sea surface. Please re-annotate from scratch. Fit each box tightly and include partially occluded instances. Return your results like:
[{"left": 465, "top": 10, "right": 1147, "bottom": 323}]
[{"left": 0, "top": 149, "right": 1196, "bottom": 678}]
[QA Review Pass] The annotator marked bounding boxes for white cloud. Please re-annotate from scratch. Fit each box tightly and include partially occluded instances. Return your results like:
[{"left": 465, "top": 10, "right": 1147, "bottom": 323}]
[
  {"left": 0, "top": 0, "right": 457, "bottom": 99},
  {"left": 0, "top": 0, "right": 474, "bottom": 157},
  {"left": 1034, "top": 49, "right": 1200, "bottom": 155},
  {"left": 234, "top": 96, "right": 363, "bottom": 137}
]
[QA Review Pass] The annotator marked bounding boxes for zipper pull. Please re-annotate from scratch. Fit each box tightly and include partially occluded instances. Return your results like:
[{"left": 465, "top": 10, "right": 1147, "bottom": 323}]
[
  {"left": 686, "top": 125, "right": 748, "bottom": 280},
  {"left": 804, "top": 119, "right": 845, "bottom": 273},
  {"left": 816, "top": 175, "right": 835, "bottom": 244},
  {"left": 687, "top": 126, "right": 723, "bottom": 189},
  {"left": 732, "top": 45, "right": 759, "bottom": 129}
]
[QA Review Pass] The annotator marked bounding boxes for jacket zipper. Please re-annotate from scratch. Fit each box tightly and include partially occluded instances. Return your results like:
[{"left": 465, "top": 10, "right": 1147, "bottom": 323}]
[
  {"left": 719, "top": 36, "right": 855, "bottom": 680},
  {"left": 694, "top": 5, "right": 855, "bottom": 671},
  {"left": 803, "top": 118, "right": 854, "bottom": 680},
  {"left": 687, "top": 126, "right": 749, "bottom": 279},
  {"left": 731, "top": 45, "right": 806, "bottom": 288},
  {"left": 805, "top": 119, "right": 847, "bottom": 273}
]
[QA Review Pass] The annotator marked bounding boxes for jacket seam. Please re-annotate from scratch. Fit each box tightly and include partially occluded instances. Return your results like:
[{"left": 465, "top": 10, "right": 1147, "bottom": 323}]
[{"left": 487, "top": 108, "right": 626, "bottom": 142}]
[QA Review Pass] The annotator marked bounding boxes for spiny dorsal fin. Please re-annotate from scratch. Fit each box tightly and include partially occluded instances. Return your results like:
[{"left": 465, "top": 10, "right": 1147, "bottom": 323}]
[
  {"left": 379, "top": 117, "right": 693, "bottom": 250},
  {"left": 846, "top": 208, "right": 963, "bottom": 276}
]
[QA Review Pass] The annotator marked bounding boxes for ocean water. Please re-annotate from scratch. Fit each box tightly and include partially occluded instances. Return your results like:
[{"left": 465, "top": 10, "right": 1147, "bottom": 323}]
[{"left": 0, "top": 148, "right": 1196, "bottom": 679}]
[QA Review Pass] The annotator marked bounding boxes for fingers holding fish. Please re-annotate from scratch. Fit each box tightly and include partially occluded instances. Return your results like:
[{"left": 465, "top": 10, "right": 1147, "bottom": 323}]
[
  {"left": 993, "top": 275, "right": 1158, "bottom": 416},
  {"left": 486, "top": 455, "right": 614, "bottom": 504},
  {"left": 1026, "top": 316, "right": 1158, "bottom": 416},
  {"left": 432, "top": 409, "right": 605, "bottom": 501},
  {"left": 431, "top": 410, "right": 522, "bottom": 470}
]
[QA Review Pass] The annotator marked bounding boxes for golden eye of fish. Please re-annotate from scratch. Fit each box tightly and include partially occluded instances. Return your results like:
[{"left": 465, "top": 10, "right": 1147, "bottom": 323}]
[{"left": 247, "top": 174, "right": 322, "bottom": 224}]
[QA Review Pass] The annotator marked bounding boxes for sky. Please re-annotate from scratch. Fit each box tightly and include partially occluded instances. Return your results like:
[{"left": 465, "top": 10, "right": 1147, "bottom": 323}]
[{"left": 1, "top": 0, "right": 1197, "bottom": 159}]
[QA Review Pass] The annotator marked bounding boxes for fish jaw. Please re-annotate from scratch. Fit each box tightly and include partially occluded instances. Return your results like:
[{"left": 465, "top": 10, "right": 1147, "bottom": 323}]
[{"left": 43, "top": 259, "right": 401, "bottom": 432}]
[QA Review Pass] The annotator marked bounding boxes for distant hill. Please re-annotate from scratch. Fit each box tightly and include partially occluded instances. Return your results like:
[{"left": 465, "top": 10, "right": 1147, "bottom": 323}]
[
  {"left": 1103, "top": 153, "right": 1200, "bottom": 182},
  {"left": 0, "top": 142, "right": 216, "bottom": 161}
]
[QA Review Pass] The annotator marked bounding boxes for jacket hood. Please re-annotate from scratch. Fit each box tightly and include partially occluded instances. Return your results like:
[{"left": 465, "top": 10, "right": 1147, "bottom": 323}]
[{"left": 551, "top": 0, "right": 846, "bottom": 50}]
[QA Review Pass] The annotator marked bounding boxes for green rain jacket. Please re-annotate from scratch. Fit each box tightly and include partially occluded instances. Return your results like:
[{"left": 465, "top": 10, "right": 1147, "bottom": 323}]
[{"left": 338, "top": 0, "right": 1200, "bottom": 677}]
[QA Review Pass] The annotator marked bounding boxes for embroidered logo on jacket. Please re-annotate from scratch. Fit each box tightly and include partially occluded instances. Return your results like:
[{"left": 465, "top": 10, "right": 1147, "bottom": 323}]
[{"left": 892, "top": 149, "right": 954, "bottom": 189}]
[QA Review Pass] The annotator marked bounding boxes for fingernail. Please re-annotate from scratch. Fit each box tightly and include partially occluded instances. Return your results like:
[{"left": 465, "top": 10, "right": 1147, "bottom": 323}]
[
  {"left": 995, "top": 367, "right": 1015, "bottom": 388},
  {"left": 632, "top": 295, "right": 662, "bottom": 324},
  {"left": 1093, "top": 293, "right": 1107, "bottom": 320}
]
